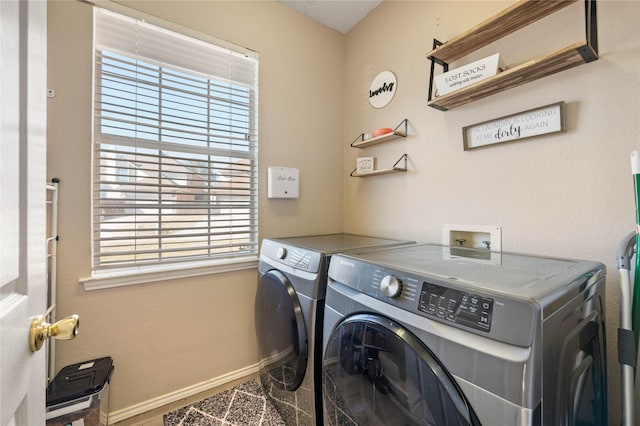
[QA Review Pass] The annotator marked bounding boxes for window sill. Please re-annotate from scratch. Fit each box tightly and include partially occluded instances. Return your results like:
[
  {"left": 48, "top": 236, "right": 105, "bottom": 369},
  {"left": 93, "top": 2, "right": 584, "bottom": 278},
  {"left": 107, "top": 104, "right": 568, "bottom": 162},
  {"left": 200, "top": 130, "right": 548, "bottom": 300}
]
[{"left": 79, "top": 256, "right": 259, "bottom": 291}]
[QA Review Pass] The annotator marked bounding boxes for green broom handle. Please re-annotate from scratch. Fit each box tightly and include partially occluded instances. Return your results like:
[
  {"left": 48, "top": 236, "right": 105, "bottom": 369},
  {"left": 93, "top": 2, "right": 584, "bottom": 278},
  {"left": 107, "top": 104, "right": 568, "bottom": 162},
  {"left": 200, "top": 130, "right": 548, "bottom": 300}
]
[
  {"left": 631, "top": 152, "right": 640, "bottom": 377},
  {"left": 633, "top": 174, "right": 640, "bottom": 375}
]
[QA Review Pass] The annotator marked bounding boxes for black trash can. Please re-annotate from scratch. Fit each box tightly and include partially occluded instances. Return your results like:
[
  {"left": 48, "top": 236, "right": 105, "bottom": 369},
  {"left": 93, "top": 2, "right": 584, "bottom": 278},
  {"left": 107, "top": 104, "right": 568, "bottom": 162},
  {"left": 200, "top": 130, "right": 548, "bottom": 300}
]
[{"left": 46, "top": 357, "right": 114, "bottom": 426}]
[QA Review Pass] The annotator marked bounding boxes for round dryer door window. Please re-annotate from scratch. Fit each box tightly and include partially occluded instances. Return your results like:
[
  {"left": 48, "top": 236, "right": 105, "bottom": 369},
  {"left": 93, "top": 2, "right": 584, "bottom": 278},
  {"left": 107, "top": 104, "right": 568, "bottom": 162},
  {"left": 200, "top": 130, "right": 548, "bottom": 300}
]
[
  {"left": 322, "top": 313, "right": 480, "bottom": 426},
  {"left": 255, "top": 270, "right": 307, "bottom": 392}
]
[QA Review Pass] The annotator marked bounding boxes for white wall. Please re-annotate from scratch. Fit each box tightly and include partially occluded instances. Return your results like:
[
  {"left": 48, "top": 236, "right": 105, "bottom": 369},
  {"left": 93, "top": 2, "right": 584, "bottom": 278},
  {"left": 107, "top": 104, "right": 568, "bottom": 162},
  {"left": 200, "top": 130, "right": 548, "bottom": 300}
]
[{"left": 342, "top": 1, "right": 640, "bottom": 424}]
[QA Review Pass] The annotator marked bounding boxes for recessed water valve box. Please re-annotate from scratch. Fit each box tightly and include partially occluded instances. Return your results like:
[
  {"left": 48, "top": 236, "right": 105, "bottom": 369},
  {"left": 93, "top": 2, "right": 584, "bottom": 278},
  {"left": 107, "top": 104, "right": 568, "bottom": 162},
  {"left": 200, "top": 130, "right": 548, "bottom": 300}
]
[
  {"left": 442, "top": 224, "right": 502, "bottom": 265},
  {"left": 442, "top": 224, "right": 502, "bottom": 251},
  {"left": 268, "top": 166, "right": 299, "bottom": 199}
]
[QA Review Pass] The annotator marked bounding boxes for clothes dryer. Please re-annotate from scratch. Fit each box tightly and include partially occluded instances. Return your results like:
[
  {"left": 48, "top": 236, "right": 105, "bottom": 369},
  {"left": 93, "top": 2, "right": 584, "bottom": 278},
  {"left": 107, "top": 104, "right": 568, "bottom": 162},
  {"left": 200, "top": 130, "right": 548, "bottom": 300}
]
[
  {"left": 255, "top": 234, "right": 413, "bottom": 425},
  {"left": 322, "top": 244, "right": 607, "bottom": 425}
]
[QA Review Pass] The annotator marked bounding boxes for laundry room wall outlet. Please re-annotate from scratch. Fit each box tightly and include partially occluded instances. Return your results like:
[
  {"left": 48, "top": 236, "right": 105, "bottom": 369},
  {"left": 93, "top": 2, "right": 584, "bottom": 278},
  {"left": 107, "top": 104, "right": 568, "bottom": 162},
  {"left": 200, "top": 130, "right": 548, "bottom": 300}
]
[{"left": 268, "top": 166, "right": 299, "bottom": 198}]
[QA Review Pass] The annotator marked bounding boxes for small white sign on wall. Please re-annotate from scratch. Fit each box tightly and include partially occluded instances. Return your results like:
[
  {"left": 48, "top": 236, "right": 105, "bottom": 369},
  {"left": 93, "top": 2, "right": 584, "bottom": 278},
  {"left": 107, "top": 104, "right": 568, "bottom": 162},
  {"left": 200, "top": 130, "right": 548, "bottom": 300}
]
[
  {"left": 356, "top": 156, "right": 375, "bottom": 173},
  {"left": 369, "top": 70, "right": 397, "bottom": 108},
  {"left": 435, "top": 53, "right": 504, "bottom": 96},
  {"left": 267, "top": 166, "right": 299, "bottom": 198}
]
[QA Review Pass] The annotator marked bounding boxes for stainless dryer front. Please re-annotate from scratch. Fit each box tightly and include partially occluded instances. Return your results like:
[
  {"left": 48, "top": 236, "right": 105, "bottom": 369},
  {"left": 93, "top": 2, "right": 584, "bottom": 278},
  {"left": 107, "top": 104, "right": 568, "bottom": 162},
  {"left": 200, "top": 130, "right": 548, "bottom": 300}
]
[{"left": 322, "top": 244, "right": 608, "bottom": 425}]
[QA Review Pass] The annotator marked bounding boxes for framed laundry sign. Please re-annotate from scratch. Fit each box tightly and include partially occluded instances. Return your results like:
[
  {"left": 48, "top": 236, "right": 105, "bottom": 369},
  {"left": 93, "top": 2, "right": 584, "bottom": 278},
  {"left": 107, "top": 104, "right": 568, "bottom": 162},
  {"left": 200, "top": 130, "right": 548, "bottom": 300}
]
[{"left": 462, "top": 102, "right": 565, "bottom": 150}]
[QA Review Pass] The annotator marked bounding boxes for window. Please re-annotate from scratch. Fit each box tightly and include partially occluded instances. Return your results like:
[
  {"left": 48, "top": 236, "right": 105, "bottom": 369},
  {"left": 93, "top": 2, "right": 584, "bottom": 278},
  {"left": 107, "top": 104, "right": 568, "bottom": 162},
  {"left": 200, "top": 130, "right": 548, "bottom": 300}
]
[{"left": 92, "top": 8, "right": 258, "bottom": 271}]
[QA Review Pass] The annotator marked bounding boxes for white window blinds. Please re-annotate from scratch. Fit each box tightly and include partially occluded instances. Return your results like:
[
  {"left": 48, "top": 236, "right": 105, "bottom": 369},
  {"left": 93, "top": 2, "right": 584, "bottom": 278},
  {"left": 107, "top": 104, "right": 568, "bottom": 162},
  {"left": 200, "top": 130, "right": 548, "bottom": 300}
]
[{"left": 93, "top": 8, "right": 259, "bottom": 270}]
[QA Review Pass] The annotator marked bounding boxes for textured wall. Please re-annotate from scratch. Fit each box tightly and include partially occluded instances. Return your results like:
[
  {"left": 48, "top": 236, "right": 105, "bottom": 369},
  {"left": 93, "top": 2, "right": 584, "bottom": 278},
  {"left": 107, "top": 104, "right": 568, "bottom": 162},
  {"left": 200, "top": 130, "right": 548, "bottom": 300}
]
[
  {"left": 342, "top": 1, "right": 640, "bottom": 424},
  {"left": 46, "top": 0, "right": 345, "bottom": 415},
  {"left": 47, "top": 0, "right": 640, "bottom": 423}
]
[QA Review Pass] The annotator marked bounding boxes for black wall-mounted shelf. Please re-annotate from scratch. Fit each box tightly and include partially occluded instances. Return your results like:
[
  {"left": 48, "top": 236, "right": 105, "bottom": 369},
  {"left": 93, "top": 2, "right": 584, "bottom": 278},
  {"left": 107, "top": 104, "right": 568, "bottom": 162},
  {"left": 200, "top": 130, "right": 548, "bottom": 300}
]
[
  {"left": 350, "top": 154, "right": 407, "bottom": 178},
  {"left": 426, "top": 0, "right": 598, "bottom": 111},
  {"left": 351, "top": 119, "right": 408, "bottom": 148},
  {"left": 349, "top": 119, "right": 409, "bottom": 178}
]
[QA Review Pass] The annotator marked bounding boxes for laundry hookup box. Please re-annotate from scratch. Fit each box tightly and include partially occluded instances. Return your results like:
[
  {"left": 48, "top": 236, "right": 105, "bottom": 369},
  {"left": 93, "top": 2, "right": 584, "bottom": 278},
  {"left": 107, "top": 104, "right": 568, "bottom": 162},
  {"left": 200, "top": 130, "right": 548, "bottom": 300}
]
[{"left": 46, "top": 357, "right": 114, "bottom": 426}]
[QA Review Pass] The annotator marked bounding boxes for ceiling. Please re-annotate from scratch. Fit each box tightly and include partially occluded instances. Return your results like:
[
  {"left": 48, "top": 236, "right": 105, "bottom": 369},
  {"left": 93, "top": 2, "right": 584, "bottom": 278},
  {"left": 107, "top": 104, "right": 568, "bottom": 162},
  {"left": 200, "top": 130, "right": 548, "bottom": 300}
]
[{"left": 279, "top": 0, "right": 383, "bottom": 34}]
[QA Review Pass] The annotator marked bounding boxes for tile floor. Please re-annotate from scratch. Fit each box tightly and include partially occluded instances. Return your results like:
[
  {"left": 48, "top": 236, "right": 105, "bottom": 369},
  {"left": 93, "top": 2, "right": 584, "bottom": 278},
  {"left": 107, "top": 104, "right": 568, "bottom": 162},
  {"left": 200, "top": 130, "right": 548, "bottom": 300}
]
[
  {"left": 113, "top": 375, "right": 285, "bottom": 426},
  {"left": 163, "top": 379, "right": 284, "bottom": 425}
]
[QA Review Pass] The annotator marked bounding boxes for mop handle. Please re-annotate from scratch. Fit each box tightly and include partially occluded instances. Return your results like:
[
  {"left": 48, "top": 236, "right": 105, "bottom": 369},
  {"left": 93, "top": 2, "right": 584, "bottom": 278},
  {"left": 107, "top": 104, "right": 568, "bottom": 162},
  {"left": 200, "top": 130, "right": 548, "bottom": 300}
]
[{"left": 631, "top": 151, "right": 640, "bottom": 368}]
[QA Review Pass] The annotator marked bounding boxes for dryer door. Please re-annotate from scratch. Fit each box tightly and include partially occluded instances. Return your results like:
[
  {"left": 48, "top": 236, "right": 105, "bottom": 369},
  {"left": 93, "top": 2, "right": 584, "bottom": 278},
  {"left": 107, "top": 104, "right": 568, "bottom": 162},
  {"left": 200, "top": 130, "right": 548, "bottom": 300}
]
[
  {"left": 255, "top": 269, "right": 308, "bottom": 391},
  {"left": 323, "top": 313, "right": 480, "bottom": 426}
]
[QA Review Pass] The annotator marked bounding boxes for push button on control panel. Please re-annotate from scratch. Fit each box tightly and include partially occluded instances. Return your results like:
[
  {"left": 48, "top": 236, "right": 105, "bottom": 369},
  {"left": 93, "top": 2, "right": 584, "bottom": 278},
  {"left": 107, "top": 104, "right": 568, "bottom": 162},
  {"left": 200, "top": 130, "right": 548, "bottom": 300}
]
[{"left": 418, "top": 282, "right": 494, "bottom": 332}]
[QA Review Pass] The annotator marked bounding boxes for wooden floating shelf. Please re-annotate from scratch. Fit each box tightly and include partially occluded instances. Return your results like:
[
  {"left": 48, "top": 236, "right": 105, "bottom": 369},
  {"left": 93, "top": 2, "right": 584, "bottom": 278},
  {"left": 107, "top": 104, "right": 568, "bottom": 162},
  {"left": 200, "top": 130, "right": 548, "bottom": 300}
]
[
  {"left": 426, "top": 0, "right": 598, "bottom": 111},
  {"left": 351, "top": 167, "right": 407, "bottom": 178},
  {"left": 350, "top": 153, "right": 408, "bottom": 178},
  {"left": 351, "top": 130, "right": 407, "bottom": 148},
  {"left": 428, "top": 40, "right": 596, "bottom": 111},
  {"left": 426, "top": 0, "right": 578, "bottom": 64}
]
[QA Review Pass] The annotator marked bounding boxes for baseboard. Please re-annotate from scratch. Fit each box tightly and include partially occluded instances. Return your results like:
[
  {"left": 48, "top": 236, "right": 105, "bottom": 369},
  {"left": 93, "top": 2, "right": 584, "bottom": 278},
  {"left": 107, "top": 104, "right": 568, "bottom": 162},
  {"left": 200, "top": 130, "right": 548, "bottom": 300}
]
[{"left": 107, "top": 362, "right": 260, "bottom": 424}]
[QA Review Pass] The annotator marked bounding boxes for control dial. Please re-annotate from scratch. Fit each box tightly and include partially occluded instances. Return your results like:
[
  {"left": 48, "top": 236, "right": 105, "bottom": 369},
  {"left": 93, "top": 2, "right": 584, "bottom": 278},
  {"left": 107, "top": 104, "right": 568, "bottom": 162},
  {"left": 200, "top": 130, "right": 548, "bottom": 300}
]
[
  {"left": 380, "top": 275, "right": 402, "bottom": 298},
  {"left": 276, "top": 247, "right": 287, "bottom": 259}
]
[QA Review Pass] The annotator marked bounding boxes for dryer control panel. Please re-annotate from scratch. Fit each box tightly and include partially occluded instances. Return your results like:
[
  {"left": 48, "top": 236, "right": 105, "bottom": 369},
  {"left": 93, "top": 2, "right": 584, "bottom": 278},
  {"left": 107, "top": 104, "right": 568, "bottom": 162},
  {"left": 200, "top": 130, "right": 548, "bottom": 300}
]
[
  {"left": 260, "top": 239, "right": 323, "bottom": 274},
  {"left": 418, "top": 282, "right": 494, "bottom": 332}
]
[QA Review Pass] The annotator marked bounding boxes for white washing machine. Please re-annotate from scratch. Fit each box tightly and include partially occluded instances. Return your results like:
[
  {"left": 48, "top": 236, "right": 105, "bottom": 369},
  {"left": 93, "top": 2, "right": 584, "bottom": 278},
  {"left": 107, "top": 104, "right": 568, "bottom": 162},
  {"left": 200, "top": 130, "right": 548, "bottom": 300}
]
[
  {"left": 255, "top": 234, "right": 413, "bottom": 425},
  {"left": 322, "top": 244, "right": 608, "bottom": 425}
]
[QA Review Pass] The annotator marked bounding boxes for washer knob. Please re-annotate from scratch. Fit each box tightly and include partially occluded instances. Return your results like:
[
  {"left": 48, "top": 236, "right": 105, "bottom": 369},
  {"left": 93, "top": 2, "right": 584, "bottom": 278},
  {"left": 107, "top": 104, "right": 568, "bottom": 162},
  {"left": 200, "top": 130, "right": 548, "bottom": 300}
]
[
  {"left": 380, "top": 275, "right": 402, "bottom": 298},
  {"left": 276, "top": 247, "right": 287, "bottom": 259}
]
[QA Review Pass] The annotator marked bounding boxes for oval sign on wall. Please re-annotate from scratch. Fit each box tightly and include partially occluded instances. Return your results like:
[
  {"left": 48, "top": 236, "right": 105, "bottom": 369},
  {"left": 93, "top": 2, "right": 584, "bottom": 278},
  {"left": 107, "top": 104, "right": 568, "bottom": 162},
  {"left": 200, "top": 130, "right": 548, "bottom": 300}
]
[{"left": 369, "top": 70, "right": 397, "bottom": 108}]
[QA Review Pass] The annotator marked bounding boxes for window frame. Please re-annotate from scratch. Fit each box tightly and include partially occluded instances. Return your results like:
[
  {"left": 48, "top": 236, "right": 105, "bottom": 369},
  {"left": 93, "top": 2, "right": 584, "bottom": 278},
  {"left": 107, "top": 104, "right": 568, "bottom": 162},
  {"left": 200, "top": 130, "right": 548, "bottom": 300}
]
[{"left": 84, "top": 6, "right": 259, "bottom": 289}]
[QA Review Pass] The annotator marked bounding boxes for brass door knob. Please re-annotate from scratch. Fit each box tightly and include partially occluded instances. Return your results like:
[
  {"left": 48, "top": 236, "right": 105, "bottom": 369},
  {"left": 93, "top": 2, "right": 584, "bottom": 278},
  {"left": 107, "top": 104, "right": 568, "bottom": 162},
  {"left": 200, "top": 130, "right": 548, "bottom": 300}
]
[{"left": 29, "top": 314, "right": 79, "bottom": 352}]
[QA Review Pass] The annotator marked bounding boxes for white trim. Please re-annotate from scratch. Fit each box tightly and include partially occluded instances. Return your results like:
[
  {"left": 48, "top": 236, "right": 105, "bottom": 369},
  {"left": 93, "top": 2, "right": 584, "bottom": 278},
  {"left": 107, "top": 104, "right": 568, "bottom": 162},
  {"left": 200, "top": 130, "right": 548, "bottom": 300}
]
[
  {"left": 80, "top": 256, "right": 258, "bottom": 290},
  {"left": 107, "top": 362, "right": 260, "bottom": 424}
]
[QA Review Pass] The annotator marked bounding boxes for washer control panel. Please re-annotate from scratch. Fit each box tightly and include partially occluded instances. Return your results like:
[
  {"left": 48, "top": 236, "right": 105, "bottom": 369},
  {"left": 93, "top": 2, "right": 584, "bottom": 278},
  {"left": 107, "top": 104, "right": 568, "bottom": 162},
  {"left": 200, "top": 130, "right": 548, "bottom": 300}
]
[
  {"left": 418, "top": 282, "right": 494, "bottom": 332},
  {"left": 328, "top": 252, "right": 539, "bottom": 346}
]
